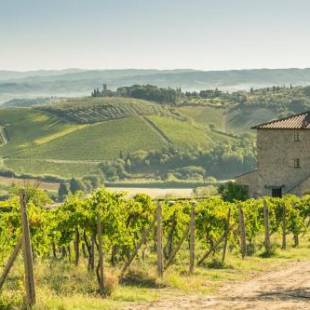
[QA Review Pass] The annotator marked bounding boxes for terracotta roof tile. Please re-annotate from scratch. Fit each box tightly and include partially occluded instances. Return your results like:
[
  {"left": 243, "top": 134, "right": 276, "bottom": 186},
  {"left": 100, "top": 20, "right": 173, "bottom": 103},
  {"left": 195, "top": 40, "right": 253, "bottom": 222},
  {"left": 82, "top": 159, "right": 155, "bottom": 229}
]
[{"left": 252, "top": 111, "right": 310, "bottom": 129}]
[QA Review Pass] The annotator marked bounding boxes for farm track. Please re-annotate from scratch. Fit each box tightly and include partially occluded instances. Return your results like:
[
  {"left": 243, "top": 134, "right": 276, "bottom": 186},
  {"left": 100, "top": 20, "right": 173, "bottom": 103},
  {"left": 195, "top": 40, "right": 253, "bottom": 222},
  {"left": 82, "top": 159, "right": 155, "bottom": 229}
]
[
  {"left": 126, "top": 260, "right": 310, "bottom": 309},
  {"left": 0, "top": 126, "right": 8, "bottom": 146},
  {"left": 139, "top": 115, "right": 172, "bottom": 145}
]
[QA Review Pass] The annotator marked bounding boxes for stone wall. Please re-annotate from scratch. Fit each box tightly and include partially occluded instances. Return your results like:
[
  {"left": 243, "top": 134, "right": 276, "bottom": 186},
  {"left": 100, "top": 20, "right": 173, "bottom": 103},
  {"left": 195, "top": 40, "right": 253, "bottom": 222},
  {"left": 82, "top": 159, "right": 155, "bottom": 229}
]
[
  {"left": 257, "top": 129, "right": 310, "bottom": 195},
  {"left": 235, "top": 170, "right": 259, "bottom": 197},
  {"left": 290, "top": 176, "right": 310, "bottom": 196},
  {"left": 236, "top": 128, "right": 310, "bottom": 197}
]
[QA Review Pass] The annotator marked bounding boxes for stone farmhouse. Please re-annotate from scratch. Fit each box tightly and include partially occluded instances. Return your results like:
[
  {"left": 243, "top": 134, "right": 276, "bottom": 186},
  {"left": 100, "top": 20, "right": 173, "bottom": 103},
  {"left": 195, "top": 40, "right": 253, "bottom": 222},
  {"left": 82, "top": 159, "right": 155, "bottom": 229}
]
[{"left": 236, "top": 111, "right": 310, "bottom": 197}]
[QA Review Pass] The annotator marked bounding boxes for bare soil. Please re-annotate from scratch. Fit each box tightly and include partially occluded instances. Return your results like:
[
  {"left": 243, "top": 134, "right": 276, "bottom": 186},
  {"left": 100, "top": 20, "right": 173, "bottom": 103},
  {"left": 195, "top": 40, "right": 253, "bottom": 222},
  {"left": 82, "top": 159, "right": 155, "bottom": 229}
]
[{"left": 126, "top": 260, "right": 310, "bottom": 309}]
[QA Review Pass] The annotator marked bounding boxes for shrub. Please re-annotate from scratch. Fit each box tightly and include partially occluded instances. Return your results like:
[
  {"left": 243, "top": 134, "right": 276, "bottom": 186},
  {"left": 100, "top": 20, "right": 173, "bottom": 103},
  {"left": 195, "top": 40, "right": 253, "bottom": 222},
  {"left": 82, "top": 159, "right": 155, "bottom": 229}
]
[{"left": 218, "top": 182, "right": 249, "bottom": 202}]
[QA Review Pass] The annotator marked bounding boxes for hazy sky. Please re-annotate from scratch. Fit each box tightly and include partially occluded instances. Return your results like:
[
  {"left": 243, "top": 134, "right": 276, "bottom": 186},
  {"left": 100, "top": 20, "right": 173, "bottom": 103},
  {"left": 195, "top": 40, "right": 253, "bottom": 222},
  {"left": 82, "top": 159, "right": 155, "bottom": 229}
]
[{"left": 1, "top": 0, "right": 310, "bottom": 71}]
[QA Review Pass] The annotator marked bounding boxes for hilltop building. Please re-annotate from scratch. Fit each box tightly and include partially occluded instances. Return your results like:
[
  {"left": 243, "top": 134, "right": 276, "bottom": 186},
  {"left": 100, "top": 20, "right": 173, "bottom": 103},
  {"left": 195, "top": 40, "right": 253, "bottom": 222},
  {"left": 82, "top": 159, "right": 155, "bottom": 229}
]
[{"left": 236, "top": 111, "right": 310, "bottom": 197}]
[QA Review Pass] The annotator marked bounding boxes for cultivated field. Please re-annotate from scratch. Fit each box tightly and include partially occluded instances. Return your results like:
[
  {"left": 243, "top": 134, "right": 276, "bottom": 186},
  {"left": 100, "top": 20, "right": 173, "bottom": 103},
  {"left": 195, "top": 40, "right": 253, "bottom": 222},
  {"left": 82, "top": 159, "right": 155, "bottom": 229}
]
[
  {"left": 1, "top": 189, "right": 310, "bottom": 309},
  {"left": 0, "top": 97, "right": 241, "bottom": 178}
]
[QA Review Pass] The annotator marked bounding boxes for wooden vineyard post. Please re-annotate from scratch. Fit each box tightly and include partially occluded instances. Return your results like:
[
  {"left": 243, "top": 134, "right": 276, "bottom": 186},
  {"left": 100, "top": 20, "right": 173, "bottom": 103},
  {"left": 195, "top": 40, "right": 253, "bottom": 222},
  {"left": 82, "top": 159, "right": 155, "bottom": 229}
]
[
  {"left": 221, "top": 207, "right": 231, "bottom": 265},
  {"left": 238, "top": 206, "right": 246, "bottom": 259},
  {"left": 156, "top": 202, "right": 164, "bottom": 279},
  {"left": 189, "top": 201, "right": 196, "bottom": 274},
  {"left": 20, "top": 190, "right": 36, "bottom": 307},
  {"left": 281, "top": 203, "right": 287, "bottom": 250},
  {"left": 263, "top": 200, "right": 271, "bottom": 255},
  {"left": 74, "top": 228, "right": 80, "bottom": 266},
  {"left": 90, "top": 232, "right": 95, "bottom": 271},
  {"left": 0, "top": 237, "right": 22, "bottom": 291},
  {"left": 97, "top": 215, "right": 105, "bottom": 296}
]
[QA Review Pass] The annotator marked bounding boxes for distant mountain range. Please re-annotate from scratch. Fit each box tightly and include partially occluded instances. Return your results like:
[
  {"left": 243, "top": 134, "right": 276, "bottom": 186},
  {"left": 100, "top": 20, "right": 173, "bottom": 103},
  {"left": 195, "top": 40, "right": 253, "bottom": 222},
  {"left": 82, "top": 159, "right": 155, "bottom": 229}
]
[{"left": 2, "top": 68, "right": 310, "bottom": 103}]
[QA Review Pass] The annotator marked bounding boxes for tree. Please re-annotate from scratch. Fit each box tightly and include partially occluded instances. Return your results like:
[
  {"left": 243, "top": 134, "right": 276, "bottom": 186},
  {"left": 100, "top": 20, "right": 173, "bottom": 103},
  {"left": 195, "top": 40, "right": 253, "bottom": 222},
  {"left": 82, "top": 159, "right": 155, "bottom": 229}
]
[
  {"left": 82, "top": 175, "right": 102, "bottom": 191},
  {"left": 219, "top": 182, "right": 249, "bottom": 202},
  {"left": 69, "top": 178, "right": 85, "bottom": 194},
  {"left": 58, "top": 182, "right": 69, "bottom": 202}
]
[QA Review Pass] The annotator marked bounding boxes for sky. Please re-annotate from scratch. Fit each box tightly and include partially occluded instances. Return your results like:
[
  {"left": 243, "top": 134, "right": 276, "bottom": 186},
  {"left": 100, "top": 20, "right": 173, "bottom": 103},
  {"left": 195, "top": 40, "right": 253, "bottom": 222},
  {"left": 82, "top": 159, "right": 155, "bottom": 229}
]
[{"left": 1, "top": 0, "right": 310, "bottom": 71}]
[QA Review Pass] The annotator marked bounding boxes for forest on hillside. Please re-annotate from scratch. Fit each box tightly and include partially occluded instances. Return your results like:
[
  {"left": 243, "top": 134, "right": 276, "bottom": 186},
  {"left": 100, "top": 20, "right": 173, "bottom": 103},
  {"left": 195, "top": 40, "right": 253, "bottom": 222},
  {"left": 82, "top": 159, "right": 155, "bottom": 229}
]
[
  {"left": 3, "top": 67, "right": 310, "bottom": 103},
  {"left": 92, "top": 83, "right": 310, "bottom": 114}
]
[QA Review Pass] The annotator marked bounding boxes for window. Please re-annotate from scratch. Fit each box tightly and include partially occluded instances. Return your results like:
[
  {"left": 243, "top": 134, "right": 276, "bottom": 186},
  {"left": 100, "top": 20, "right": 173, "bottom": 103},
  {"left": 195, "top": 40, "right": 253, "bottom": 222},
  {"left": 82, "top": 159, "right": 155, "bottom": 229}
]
[
  {"left": 294, "top": 130, "right": 300, "bottom": 142},
  {"left": 294, "top": 158, "right": 300, "bottom": 168}
]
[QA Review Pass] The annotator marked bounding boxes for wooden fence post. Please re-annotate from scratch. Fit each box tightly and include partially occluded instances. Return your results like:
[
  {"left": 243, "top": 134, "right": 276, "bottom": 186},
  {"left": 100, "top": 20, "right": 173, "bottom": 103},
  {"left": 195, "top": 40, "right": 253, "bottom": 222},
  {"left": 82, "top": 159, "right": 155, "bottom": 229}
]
[
  {"left": 97, "top": 215, "right": 105, "bottom": 296},
  {"left": 156, "top": 202, "right": 164, "bottom": 278},
  {"left": 20, "top": 190, "right": 36, "bottom": 307},
  {"left": 263, "top": 200, "right": 271, "bottom": 255},
  {"left": 90, "top": 232, "right": 95, "bottom": 271},
  {"left": 221, "top": 207, "right": 231, "bottom": 265},
  {"left": 238, "top": 206, "right": 246, "bottom": 259},
  {"left": 74, "top": 228, "right": 80, "bottom": 266},
  {"left": 281, "top": 203, "right": 287, "bottom": 250},
  {"left": 189, "top": 202, "right": 196, "bottom": 274}
]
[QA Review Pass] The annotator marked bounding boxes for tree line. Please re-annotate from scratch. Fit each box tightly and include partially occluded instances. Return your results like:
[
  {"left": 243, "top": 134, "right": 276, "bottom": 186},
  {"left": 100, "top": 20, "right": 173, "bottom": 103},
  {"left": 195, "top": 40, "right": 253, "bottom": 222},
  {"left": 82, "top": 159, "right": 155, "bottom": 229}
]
[
  {"left": 91, "top": 83, "right": 310, "bottom": 114},
  {"left": 99, "top": 137, "right": 256, "bottom": 182},
  {"left": 91, "top": 84, "right": 182, "bottom": 105}
]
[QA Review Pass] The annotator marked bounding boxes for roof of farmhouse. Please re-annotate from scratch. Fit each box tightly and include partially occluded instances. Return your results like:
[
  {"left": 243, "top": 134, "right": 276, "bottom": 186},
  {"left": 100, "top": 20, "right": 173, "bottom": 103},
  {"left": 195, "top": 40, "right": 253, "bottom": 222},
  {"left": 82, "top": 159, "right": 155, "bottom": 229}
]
[{"left": 252, "top": 111, "right": 310, "bottom": 129}]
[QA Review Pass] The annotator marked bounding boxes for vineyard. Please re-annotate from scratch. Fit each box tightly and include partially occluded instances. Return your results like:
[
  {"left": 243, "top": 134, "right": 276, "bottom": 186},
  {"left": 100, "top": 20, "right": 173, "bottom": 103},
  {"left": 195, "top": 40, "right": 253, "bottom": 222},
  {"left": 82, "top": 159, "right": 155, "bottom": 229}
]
[
  {"left": 1, "top": 187, "right": 310, "bottom": 309},
  {"left": 36, "top": 97, "right": 173, "bottom": 124}
]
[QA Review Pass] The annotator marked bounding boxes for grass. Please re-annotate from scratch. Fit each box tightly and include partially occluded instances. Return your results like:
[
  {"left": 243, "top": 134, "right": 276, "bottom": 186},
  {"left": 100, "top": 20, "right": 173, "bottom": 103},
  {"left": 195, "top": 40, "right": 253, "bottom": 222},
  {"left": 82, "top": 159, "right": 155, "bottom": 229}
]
[
  {"left": 147, "top": 115, "right": 213, "bottom": 149},
  {"left": 0, "top": 108, "right": 74, "bottom": 158},
  {"left": 4, "top": 159, "right": 102, "bottom": 178},
  {"left": 34, "top": 125, "right": 87, "bottom": 145},
  {"left": 178, "top": 106, "right": 226, "bottom": 130},
  {"left": 12, "top": 116, "right": 164, "bottom": 160},
  {"left": 0, "top": 259, "right": 160, "bottom": 310},
  {"left": 1, "top": 234, "right": 310, "bottom": 309}
]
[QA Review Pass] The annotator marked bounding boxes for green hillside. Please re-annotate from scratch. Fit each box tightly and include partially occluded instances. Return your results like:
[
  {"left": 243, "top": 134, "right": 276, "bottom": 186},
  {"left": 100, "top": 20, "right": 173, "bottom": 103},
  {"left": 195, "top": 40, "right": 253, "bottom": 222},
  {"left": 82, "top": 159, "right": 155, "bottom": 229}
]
[
  {"left": 2, "top": 88, "right": 298, "bottom": 181},
  {"left": 147, "top": 115, "right": 213, "bottom": 149},
  {"left": 15, "top": 116, "right": 164, "bottom": 160},
  {"left": 37, "top": 97, "right": 171, "bottom": 123},
  {"left": 0, "top": 108, "right": 78, "bottom": 157},
  {"left": 226, "top": 106, "right": 279, "bottom": 133},
  {"left": 4, "top": 159, "right": 100, "bottom": 178},
  {"left": 178, "top": 106, "right": 226, "bottom": 130},
  {"left": 0, "top": 97, "right": 239, "bottom": 179}
]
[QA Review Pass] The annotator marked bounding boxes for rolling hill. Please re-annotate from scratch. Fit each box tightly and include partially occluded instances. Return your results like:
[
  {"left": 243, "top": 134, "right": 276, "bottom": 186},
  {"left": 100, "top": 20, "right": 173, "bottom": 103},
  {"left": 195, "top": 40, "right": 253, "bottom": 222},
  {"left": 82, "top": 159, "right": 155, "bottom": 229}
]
[
  {"left": 0, "top": 96, "right": 242, "bottom": 179},
  {"left": 0, "top": 85, "right": 304, "bottom": 181},
  {"left": 3, "top": 68, "right": 310, "bottom": 103}
]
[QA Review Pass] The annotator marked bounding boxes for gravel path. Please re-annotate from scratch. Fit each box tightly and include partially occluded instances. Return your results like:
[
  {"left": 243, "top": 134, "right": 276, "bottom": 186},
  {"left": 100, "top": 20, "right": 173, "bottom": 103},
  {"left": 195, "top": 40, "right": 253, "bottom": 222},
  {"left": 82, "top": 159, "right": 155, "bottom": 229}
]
[{"left": 126, "top": 260, "right": 310, "bottom": 309}]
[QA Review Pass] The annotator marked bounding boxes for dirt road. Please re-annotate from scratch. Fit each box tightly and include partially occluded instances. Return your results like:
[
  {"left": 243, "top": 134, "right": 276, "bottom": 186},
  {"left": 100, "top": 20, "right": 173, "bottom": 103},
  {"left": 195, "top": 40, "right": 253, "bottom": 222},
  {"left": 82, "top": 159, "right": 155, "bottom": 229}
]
[{"left": 127, "top": 260, "right": 310, "bottom": 309}]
